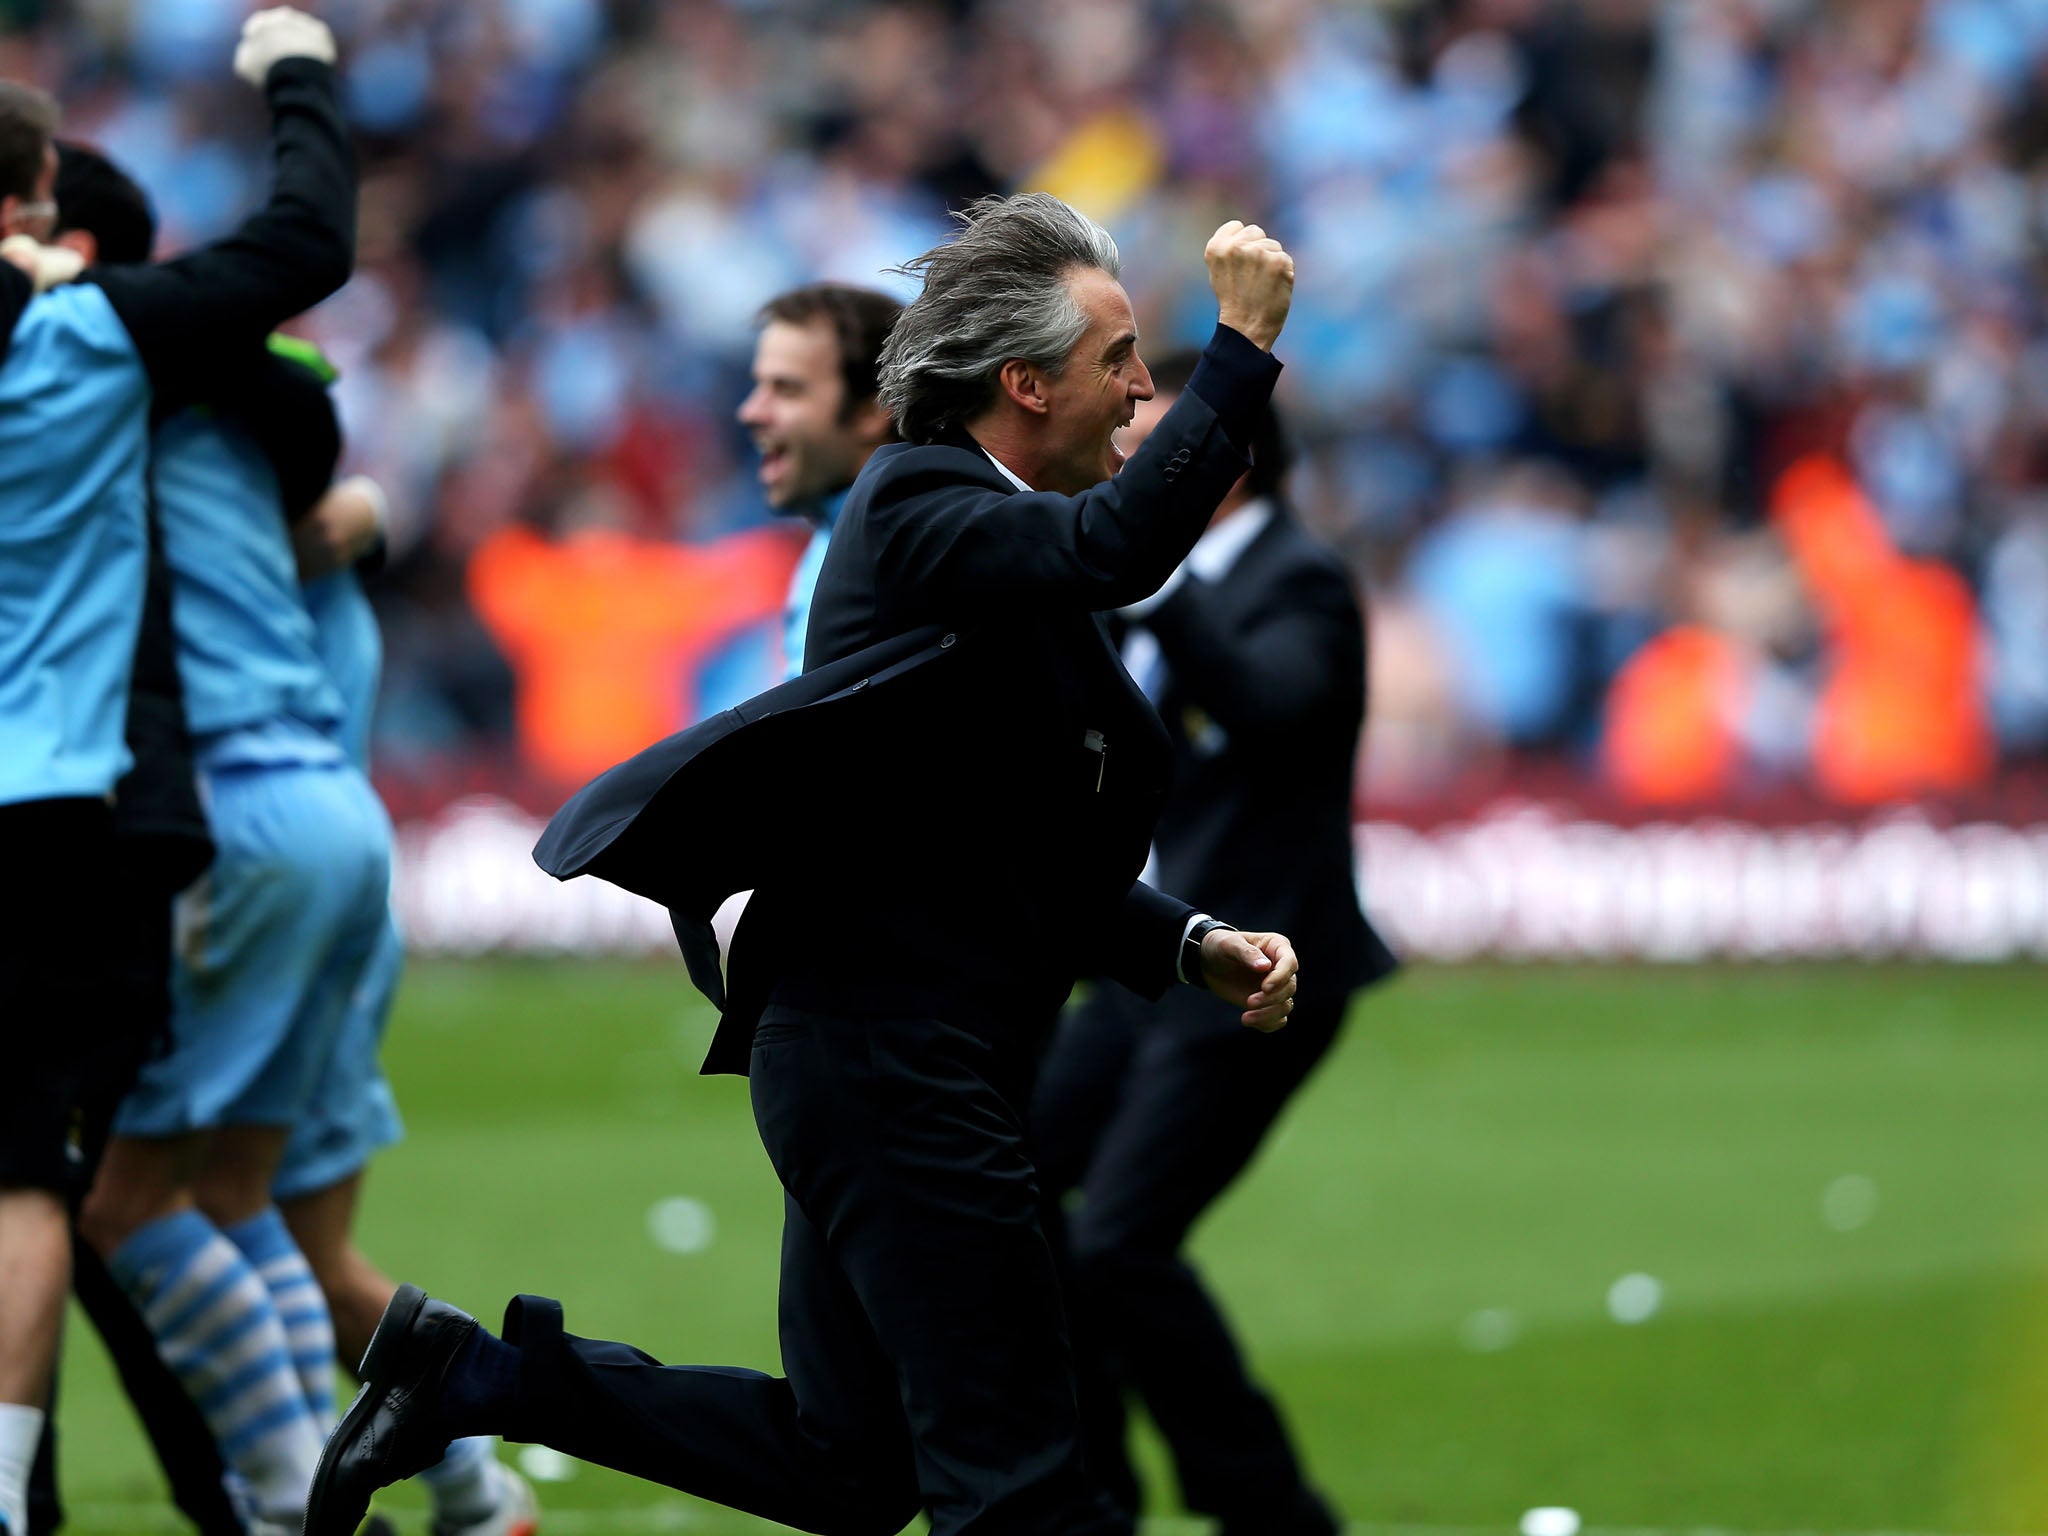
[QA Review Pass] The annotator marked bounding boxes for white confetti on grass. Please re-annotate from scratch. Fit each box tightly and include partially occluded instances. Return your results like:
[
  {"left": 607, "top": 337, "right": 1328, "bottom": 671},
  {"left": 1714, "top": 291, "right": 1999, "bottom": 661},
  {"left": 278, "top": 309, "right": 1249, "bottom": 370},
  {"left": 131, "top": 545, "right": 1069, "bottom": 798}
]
[
  {"left": 1521, "top": 1509, "right": 1582, "bottom": 1536},
  {"left": 1606, "top": 1272, "right": 1662, "bottom": 1324},
  {"left": 1822, "top": 1174, "right": 1878, "bottom": 1232},
  {"left": 646, "top": 1196, "right": 718, "bottom": 1254},
  {"left": 1458, "top": 1307, "right": 1520, "bottom": 1352}
]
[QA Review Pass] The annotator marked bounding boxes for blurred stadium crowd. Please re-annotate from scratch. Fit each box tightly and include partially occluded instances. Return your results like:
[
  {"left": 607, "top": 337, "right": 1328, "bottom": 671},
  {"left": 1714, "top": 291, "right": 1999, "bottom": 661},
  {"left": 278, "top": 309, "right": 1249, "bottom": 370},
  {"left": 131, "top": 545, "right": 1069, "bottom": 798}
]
[{"left": 9, "top": 0, "right": 2048, "bottom": 807}]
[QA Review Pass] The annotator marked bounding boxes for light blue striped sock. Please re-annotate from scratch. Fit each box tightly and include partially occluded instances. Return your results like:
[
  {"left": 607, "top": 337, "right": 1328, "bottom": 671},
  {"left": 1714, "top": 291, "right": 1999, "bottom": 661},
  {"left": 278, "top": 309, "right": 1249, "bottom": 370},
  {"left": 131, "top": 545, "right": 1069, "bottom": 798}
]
[
  {"left": 109, "top": 1209, "right": 324, "bottom": 1521},
  {"left": 418, "top": 1435, "right": 501, "bottom": 1523},
  {"left": 223, "top": 1207, "right": 338, "bottom": 1427}
]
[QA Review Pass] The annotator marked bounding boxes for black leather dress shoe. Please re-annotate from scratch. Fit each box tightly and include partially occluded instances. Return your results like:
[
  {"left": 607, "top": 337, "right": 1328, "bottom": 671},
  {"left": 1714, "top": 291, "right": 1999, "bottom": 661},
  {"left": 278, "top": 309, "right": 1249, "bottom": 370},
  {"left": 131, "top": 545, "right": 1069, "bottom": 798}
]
[{"left": 304, "top": 1283, "right": 477, "bottom": 1536}]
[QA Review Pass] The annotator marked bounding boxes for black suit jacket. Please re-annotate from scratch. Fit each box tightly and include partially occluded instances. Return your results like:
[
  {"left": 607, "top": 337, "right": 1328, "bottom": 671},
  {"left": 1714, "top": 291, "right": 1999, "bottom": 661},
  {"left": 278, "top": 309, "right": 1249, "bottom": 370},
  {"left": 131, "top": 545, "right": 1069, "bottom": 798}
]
[
  {"left": 1136, "top": 505, "right": 1397, "bottom": 997},
  {"left": 537, "top": 324, "right": 1284, "bottom": 1074}
]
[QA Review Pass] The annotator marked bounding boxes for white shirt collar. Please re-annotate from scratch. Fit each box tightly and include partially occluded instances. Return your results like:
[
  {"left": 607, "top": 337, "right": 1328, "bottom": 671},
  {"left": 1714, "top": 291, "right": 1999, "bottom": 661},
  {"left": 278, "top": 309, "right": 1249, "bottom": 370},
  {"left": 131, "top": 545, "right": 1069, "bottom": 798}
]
[
  {"left": 981, "top": 447, "right": 1033, "bottom": 494},
  {"left": 1184, "top": 498, "right": 1274, "bottom": 583}
]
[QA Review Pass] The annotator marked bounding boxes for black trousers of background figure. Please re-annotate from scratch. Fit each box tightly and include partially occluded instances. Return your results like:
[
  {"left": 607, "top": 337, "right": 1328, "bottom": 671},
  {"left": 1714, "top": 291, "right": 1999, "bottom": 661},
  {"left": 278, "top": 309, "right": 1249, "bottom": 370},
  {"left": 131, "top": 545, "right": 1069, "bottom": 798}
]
[
  {"left": 488, "top": 1002, "right": 1127, "bottom": 1536},
  {"left": 1032, "top": 983, "right": 1351, "bottom": 1536}
]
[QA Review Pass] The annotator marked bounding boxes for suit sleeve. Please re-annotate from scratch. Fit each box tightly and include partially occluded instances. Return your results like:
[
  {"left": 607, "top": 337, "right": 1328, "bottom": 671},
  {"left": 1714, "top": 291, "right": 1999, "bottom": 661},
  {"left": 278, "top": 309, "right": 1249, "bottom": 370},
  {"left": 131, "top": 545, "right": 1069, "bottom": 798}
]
[
  {"left": 86, "top": 60, "right": 355, "bottom": 410},
  {"left": 1143, "top": 557, "right": 1365, "bottom": 736},
  {"left": 872, "top": 326, "right": 1281, "bottom": 615},
  {"left": 1088, "top": 879, "right": 1198, "bottom": 1000}
]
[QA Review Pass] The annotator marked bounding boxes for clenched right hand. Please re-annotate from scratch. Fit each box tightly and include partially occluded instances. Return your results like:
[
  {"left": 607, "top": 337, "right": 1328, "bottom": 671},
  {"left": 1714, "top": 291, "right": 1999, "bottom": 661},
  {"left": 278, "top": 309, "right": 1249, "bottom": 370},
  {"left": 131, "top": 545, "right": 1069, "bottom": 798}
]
[
  {"left": 1206, "top": 220, "right": 1295, "bottom": 353},
  {"left": 233, "top": 7, "right": 338, "bottom": 87}
]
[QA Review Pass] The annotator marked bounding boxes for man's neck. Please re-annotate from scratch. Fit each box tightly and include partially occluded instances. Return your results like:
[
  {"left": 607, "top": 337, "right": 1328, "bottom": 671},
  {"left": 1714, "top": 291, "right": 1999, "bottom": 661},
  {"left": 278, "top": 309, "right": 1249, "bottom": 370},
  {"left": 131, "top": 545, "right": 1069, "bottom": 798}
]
[
  {"left": 797, "top": 484, "right": 853, "bottom": 529},
  {"left": 963, "top": 418, "right": 1046, "bottom": 495}
]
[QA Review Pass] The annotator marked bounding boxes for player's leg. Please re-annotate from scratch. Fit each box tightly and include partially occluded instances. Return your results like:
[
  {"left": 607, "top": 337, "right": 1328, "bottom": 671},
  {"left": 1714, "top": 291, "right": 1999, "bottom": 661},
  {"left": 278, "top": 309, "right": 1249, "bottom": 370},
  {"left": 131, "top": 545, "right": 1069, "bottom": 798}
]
[
  {"left": 64, "top": 1240, "right": 242, "bottom": 1536},
  {"left": 82, "top": 761, "right": 376, "bottom": 1530},
  {"left": 1064, "top": 986, "right": 1351, "bottom": 1536},
  {"left": 196, "top": 1122, "right": 339, "bottom": 1431},
  {"left": 0, "top": 800, "right": 111, "bottom": 1536},
  {"left": 81, "top": 1131, "right": 324, "bottom": 1534},
  {"left": 275, "top": 907, "right": 409, "bottom": 1371},
  {"left": 275, "top": 781, "right": 539, "bottom": 1534},
  {"left": 277, "top": 1175, "right": 382, "bottom": 1370},
  {"left": 196, "top": 759, "right": 395, "bottom": 1441},
  {"left": 51, "top": 845, "right": 242, "bottom": 1536},
  {"left": 0, "top": 1190, "right": 66, "bottom": 1536}
]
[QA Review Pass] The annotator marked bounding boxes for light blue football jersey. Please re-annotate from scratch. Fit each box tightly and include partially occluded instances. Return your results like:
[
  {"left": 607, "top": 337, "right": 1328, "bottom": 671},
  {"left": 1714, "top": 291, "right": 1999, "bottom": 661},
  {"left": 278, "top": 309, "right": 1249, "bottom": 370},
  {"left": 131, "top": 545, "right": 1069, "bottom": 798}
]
[
  {"left": 302, "top": 568, "right": 382, "bottom": 773},
  {"left": 0, "top": 284, "right": 153, "bottom": 806}
]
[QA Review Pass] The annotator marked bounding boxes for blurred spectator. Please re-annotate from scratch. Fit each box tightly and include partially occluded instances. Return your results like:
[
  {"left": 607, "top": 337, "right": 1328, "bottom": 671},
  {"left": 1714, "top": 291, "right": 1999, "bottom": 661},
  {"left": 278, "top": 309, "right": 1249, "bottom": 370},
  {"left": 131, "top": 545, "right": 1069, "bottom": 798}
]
[{"left": 13, "top": 0, "right": 2048, "bottom": 802}]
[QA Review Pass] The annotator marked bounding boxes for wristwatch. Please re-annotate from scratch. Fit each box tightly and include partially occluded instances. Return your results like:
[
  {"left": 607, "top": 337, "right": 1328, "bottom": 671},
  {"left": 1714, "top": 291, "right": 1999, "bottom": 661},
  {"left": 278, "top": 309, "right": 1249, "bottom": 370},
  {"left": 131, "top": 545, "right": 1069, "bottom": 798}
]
[{"left": 1181, "top": 916, "right": 1235, "bottom": 986}]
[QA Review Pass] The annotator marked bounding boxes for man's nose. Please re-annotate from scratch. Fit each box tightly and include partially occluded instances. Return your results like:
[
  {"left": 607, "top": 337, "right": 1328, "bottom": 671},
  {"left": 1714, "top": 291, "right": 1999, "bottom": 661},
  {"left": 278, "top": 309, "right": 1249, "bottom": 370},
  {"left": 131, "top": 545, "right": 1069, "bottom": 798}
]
[
  {"left": 1130, "top": 357, "right": 1155, "bottom": 402},
  {"left": 736, "top": 387, "right": 768, "bottom": 425}
]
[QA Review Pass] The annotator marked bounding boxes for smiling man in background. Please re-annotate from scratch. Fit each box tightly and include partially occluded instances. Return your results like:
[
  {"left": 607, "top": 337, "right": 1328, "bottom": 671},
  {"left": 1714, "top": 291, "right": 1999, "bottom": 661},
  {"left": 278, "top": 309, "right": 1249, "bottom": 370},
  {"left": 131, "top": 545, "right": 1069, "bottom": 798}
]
[{"left": 736, "top": 282, "right": 901, "bottom": 678}]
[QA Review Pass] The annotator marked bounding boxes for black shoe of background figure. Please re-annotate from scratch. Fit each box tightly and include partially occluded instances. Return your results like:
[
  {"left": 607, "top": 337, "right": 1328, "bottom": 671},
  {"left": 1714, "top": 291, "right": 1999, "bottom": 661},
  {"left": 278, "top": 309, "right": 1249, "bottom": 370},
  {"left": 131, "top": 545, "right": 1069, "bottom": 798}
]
[{"left": 304, "top": 1283, "right": 476, "bottom": 1536}]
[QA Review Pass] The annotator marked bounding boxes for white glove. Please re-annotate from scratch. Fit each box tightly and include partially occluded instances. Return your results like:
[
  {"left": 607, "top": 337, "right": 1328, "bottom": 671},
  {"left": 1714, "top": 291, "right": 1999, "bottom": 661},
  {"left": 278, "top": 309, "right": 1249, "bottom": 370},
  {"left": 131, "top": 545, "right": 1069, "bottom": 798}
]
[
  {"left": 0, "top": 235, "right": 84, "bottom": 293},
  {"left": 233, "top": 7, "right": 338, "bottom": 88}
]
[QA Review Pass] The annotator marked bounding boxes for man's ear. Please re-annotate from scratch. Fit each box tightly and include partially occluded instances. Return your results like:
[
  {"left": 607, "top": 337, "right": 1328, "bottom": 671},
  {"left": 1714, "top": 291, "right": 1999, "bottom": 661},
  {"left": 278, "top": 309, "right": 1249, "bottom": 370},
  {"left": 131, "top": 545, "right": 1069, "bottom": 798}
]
[
  {"left": 53, "top": 229, "right": 94, "bottom": 265},
  {"left": 996, "top": 357, "right": 1050, "bottom": 415}
]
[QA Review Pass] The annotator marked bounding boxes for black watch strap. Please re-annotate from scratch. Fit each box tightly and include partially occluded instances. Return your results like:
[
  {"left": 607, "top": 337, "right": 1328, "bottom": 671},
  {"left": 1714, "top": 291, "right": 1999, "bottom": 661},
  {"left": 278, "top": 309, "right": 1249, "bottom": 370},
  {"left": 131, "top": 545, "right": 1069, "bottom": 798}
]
[{"left": 1181, "top": 916, "right": 1234, "bottom": 986}]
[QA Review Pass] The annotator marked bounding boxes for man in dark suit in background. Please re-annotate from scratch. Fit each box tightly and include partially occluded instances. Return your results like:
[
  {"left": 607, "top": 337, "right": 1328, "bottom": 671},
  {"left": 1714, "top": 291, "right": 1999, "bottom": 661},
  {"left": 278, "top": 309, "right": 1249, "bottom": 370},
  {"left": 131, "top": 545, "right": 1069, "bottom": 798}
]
[
  {"left": 1034, "top": 352, "right": 1399, "bottom": 1536},
  {"left": 311, "top": 194, "right": 1305, "bottom": 1536}
]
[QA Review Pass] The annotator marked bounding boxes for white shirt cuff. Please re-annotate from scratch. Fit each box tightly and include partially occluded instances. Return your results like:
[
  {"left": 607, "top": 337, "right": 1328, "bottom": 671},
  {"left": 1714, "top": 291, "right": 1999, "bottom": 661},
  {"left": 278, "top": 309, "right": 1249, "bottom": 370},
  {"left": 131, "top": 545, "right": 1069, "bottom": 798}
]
[{"left": 1178, "top": 911, "right": 1234, "bottom": 984}]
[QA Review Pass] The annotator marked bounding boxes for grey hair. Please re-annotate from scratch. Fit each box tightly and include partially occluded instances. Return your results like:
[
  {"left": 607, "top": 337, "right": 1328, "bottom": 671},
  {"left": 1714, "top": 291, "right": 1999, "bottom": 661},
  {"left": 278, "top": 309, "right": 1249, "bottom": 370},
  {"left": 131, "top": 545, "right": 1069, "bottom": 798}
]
[{"left": 877, "top": 192, "right": 1121, "bottom": 443}]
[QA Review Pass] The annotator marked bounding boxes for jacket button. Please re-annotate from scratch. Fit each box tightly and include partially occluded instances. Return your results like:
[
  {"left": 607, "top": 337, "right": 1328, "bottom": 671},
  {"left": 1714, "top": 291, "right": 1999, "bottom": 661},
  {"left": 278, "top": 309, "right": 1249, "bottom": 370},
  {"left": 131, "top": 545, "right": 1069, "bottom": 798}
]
[{"left": 940, "top": 633, "right": 957, "bottom": 648}]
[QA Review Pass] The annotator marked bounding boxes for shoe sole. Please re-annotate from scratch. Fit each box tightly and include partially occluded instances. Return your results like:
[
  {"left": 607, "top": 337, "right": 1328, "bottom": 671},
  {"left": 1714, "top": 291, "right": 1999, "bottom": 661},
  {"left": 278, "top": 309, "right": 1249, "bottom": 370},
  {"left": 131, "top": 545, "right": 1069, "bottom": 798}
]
[{"left": 304, "top": 1282, "right": 430, "bottom": 1536}]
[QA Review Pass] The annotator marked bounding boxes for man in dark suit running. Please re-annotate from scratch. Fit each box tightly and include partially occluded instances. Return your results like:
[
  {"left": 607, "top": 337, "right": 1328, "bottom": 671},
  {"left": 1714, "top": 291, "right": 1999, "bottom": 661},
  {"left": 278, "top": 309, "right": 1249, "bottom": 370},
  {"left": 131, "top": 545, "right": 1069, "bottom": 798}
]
[
  {"left": 1033, "top": 352, "right": 1399, "bottom": 1536},
  {"left": 308, "top": 194, "right": 1302, "bottom": 1536}
]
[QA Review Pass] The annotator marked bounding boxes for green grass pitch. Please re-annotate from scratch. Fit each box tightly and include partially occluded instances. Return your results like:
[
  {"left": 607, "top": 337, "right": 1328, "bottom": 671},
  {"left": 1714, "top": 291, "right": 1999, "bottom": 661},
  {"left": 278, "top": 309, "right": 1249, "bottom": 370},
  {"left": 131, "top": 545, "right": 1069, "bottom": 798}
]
[{"left": 49, "top": 961, "right": 2048, "bottom": 1535}]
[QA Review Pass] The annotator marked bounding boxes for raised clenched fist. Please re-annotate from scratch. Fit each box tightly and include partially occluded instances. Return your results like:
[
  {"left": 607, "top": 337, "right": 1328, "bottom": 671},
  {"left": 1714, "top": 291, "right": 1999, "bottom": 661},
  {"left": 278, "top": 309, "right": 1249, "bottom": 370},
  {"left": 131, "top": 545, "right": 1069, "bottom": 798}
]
[
  {"left": 233, "top": 7, "right": 338, "bottom": 88},
  {"left": 1205, "top": 220, "right": 1295, "bottom": 353}
]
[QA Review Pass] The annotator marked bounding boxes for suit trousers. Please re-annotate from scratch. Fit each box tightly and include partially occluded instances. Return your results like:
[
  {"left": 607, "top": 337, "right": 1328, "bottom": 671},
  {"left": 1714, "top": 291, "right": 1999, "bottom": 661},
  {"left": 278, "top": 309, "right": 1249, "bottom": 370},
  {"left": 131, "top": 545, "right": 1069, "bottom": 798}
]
[
  {"left": 1032, "top": 982, "right": 1350, "bottom": 1532},
  {"left": 494, "top": 1002, "right": 1126, "bottom": 1536}
]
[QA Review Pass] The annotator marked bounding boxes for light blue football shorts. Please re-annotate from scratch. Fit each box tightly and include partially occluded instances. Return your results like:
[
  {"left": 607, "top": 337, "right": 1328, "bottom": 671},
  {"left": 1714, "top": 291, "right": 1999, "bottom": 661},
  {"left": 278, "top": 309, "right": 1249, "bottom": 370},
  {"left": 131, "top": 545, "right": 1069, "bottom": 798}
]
[
  {"left": 273, "top": 912, "right": 406, "bottom": 1201},
  {"left": 115, "top": 758, "right": 392, "bottom": 1137}
]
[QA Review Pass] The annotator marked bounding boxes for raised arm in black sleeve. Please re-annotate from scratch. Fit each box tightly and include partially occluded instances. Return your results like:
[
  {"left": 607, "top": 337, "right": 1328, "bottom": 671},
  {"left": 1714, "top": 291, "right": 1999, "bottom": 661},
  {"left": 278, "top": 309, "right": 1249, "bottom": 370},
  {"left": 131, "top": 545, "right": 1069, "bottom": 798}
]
[
  {"left": 86, "top": 59, "right": 354, "bottom": 409},
  {"left": 869, "top": 325, "right": 1282, "bottom": 617}
]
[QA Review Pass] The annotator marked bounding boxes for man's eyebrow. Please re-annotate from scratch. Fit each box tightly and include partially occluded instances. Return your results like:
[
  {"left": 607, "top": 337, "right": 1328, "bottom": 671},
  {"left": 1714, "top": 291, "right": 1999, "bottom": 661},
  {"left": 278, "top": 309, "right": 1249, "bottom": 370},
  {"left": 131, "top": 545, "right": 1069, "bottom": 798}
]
[{"left": 1103, "top": 330, "right": 1138, "bottom": 358}]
